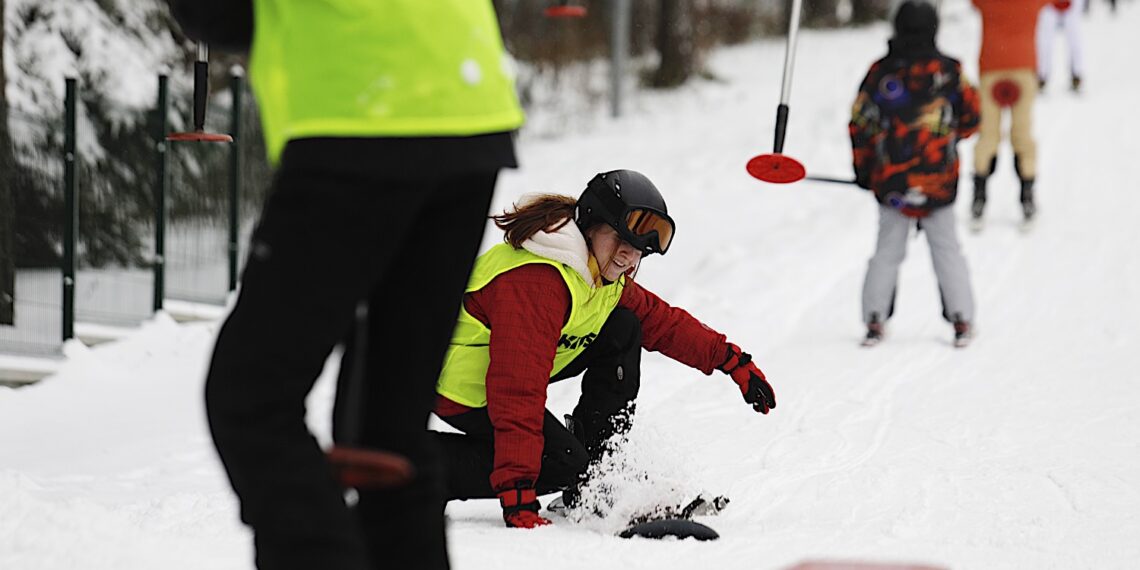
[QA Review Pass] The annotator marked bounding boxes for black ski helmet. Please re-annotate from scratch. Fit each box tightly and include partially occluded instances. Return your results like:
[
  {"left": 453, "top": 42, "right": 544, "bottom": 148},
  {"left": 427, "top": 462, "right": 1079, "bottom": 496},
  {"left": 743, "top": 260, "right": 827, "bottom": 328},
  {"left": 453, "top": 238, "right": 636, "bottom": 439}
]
[
  {"left": 575, "top": 169, "right": 675, "bottom": 255},
  {"left": 894, "top": 1, "right": 939, "bottom": 40}
]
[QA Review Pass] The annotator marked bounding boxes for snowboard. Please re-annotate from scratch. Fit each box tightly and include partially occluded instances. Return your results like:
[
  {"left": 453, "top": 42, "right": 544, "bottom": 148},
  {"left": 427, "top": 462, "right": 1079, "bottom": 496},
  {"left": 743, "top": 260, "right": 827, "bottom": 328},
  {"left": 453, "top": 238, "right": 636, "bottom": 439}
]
[
  {"left": 618, "top": 495, "right": 729, "bottom": 541},
  {"left": 620, "top": 517, "right": 720, "bottom": 540}
]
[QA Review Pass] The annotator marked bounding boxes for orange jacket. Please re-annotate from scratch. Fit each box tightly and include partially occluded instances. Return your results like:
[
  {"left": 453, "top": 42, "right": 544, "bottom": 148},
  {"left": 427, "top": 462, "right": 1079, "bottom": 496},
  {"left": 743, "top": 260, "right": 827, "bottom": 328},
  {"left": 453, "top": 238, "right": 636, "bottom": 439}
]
[{"left": 973, "top": 0, "right": 1051, "bottom": 72}]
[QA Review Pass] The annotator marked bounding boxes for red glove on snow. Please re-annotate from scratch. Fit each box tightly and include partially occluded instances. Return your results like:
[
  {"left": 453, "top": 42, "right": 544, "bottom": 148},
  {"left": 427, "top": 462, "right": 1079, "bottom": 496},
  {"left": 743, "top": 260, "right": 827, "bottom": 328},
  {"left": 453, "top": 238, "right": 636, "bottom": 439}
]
[
  {"left": 719, "top": 343, "right": 776, "bottom": 414},
  {"left": 498, "top": 482, "right": 552, "bottom": 529}
]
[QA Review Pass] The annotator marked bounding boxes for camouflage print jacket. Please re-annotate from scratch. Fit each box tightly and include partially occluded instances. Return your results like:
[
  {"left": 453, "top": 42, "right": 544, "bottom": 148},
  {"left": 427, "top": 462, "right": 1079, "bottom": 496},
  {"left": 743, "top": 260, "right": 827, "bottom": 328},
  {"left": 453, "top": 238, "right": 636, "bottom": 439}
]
[{"left": 849, "top": 41, "right": 980, "bottom": 217}]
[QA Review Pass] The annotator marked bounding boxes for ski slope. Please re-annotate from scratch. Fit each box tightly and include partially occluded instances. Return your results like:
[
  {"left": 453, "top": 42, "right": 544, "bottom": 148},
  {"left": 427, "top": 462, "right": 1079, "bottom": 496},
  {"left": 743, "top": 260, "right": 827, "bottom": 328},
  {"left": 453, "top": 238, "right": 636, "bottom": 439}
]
[{"left": 3, "top": 3, "right": 1139, "bottom": 569}]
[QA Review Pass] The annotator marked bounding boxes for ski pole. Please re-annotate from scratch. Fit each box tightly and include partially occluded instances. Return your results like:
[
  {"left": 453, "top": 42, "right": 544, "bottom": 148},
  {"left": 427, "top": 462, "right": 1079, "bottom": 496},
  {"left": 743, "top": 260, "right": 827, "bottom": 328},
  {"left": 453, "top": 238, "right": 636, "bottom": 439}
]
[
  {"left": 746, "top": 0, "right": 807, "bottom": 184},
  {"left": 805, "top": 175, "right": 858, "bottom": 185}
]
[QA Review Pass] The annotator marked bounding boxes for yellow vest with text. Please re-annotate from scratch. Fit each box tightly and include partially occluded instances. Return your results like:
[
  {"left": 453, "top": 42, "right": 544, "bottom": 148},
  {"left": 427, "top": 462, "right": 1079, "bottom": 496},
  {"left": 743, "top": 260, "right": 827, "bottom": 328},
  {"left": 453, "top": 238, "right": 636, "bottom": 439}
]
[
  {"left": 436, "top": 244, "right": 626, "bottom": 408},
  {"left": 249, "top": 0, "right": 525, "bottom": 163}
]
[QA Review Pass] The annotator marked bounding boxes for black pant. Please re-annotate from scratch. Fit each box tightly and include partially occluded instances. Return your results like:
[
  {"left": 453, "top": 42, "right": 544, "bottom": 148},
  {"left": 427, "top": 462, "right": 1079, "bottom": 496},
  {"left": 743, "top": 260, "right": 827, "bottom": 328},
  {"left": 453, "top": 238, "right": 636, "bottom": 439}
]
[
  {"left": 435, "top": 307, "right": 643, "bottom": 500},
  {"left": 205, "top": 139, "right": 499, "bottom": 570}
]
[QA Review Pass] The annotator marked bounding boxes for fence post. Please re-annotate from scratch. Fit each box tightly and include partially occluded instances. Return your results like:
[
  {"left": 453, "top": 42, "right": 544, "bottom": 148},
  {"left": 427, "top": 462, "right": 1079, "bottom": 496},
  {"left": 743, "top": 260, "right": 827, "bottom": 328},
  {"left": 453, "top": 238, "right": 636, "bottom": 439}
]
[
  {"left": 62, "top": 78, "right": 78, "bottom": 342},
  {"left": 154, "top": 75, "right": 169, "bottom": 313},
  {"left": 228, "top": 72, "right": 243, "bottom": 292}
]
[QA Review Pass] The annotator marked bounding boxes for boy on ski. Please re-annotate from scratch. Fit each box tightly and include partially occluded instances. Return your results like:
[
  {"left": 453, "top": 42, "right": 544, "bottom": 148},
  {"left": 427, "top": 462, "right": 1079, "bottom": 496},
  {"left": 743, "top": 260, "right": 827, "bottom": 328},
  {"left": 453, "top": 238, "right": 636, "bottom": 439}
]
[
  {"left": 849, "top": 1, "right": 982, "bottom": 347},
  {"left": 971, "top": 0, "right": 1052, "bottom": 228},
  {"left": 429, "top": 170, "right": 777, "bottom": 528}
]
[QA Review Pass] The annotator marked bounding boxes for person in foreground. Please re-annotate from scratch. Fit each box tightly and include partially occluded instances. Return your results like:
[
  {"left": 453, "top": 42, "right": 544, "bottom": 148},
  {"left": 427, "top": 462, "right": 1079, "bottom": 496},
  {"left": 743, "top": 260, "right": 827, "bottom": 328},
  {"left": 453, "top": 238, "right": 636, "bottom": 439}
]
[
  {"left": 429, "top": 169, "right": 777, "bottom": 528},
  {"left": 170, "top": 0, "right": 523, "bottom": 568},
  {"left": 849, "top": 1, "right": 981, "bottom": 347}
]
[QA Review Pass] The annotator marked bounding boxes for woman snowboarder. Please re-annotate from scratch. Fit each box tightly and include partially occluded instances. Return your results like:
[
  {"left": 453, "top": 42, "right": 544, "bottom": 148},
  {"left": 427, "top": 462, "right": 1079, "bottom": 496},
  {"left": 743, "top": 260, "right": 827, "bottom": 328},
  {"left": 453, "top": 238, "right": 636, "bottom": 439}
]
[{"left": 430, "top": 169, "right": 777, "bottom": 528}]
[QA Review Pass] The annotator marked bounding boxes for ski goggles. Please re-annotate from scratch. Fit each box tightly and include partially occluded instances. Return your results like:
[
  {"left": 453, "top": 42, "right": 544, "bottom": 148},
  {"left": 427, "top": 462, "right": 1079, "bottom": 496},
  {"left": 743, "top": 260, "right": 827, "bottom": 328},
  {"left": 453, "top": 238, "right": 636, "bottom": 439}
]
[{"left": 617, "top": 208, "right": 675, "bottom": 255}]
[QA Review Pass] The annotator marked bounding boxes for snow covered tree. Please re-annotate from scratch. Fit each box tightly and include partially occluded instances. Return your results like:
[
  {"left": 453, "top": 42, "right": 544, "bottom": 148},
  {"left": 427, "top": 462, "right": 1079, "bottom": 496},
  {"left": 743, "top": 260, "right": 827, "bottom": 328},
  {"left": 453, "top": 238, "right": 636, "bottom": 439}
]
[{"left": 3, "top": 0, "right": 265, "bottom": 270}]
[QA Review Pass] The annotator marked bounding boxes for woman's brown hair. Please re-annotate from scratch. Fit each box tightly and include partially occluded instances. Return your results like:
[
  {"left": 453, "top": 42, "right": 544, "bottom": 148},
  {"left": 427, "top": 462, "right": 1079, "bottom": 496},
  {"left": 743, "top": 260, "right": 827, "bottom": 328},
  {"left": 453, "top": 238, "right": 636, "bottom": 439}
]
[{"left": 492, "top": 194, "right": 578, "bottom": 248}]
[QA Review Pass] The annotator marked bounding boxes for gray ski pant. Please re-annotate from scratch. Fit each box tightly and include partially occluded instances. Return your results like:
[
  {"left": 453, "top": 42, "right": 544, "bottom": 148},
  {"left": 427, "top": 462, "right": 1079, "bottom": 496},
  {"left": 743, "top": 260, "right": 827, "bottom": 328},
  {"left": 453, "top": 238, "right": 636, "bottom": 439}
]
[{"left": 862, "top": 204, "right": 975, "bottom": 324}]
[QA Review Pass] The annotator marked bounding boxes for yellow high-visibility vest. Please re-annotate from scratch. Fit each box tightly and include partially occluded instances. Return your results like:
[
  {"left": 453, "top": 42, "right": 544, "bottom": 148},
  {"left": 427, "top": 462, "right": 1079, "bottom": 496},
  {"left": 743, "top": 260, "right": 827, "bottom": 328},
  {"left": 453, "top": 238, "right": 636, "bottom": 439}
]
[
  {"left": 249, "top": 0, "right": 525, "bottom": 163},
  {"left": 436, "top": 244, "right": 625, "bottom": 408}
]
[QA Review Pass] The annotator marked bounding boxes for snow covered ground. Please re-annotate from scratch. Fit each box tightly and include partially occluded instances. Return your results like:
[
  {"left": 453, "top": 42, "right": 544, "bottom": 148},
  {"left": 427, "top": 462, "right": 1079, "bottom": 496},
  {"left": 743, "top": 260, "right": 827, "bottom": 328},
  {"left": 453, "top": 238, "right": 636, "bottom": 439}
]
[{"left": 4, "top": 2, "right": 1140, "bottom": 569}]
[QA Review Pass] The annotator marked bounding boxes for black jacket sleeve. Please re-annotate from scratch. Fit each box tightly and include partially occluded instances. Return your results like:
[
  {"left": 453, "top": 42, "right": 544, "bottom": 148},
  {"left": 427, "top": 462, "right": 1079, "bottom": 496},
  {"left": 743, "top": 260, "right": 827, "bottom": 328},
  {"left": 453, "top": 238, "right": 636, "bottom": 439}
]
[{"left": 167, "top": 0, "right": 254, "bottom": 53}]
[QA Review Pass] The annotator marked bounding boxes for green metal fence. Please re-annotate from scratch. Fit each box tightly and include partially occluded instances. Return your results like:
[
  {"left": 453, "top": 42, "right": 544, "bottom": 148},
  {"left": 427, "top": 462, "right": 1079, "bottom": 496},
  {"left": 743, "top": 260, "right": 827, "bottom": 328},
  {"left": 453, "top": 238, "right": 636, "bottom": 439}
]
[{"left": 0, "top": 73, "right": 268, "bottom": 358}]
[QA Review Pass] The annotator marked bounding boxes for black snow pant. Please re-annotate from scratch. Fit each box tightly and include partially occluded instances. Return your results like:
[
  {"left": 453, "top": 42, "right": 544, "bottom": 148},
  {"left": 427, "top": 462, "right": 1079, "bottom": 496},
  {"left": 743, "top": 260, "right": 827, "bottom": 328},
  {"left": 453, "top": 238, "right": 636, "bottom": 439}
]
[
  {"left": 204, "top": 138, "right": 501, "bottom": 570},
  {"left": 434, "top": 307, "right": 643, "bottom": 500}
]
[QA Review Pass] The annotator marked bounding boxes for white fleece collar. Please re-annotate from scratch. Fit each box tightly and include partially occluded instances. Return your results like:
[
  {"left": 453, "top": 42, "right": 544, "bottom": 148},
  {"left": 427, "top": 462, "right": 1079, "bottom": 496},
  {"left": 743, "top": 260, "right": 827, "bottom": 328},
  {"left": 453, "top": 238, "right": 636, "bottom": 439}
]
[{"left": 519, "top": 217, "right": 595, "bottom": 286}]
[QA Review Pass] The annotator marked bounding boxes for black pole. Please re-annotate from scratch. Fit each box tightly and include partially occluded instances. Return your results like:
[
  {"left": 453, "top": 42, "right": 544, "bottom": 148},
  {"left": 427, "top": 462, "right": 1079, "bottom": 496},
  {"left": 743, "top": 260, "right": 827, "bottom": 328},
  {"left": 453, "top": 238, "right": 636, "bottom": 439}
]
[
  {"left": 192, "top": 43, "right": 210, "bottom": 132},
  {"left": 340, "top": 301, "right": 370, "bottom": 446},
  {"left": 193, "top": 62, "right": 208, "bottom": 131},
  {"left": 154, "top": 75, "right": 169, "bottom": 312},
  {"left": 62, "top": 78, "right": 78, "bottom": 342},
  {"left": 773, "top": 103, "right": 790, "bottom": 154},
  {"left": 228, "top": 73, "right": 243, "bottom": 292},
  {"left": 804, "top": 175, "right": 858, "bottom": 185}
]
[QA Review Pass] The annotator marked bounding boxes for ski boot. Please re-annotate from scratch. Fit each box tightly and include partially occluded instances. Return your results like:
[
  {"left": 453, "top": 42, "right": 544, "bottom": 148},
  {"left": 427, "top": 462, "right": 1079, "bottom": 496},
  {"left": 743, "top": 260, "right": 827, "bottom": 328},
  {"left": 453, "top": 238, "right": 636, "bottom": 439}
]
[
  {"left": 862, "top": 312, "right": 884, "bottom": 347},
  {"left": 1020, "top": 178, "right": 1037, "bottom": 232},
  {"left": 547, "top": 414, "right": 611, "bottom": 517},
  {"left": 970, "top": 175, "right": 988, "bottom": 232},
  {"left": 952, "top": 313, "right": 973, "bottom": 348}
]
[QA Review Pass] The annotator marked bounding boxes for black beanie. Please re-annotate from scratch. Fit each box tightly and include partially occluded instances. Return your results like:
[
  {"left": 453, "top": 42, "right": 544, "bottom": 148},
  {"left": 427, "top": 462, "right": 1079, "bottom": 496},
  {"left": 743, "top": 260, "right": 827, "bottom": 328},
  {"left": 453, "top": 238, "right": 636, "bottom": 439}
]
[{"left": 894, "top": 1, "right": 939, "bottom": 38}]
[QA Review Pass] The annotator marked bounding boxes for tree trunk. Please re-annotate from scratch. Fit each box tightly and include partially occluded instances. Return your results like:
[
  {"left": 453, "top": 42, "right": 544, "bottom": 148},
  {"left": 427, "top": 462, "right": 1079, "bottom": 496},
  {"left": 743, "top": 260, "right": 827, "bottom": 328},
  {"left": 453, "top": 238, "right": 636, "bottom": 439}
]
[
  {"left": 851, "top": 0, "right": 893, "bottom": 24},
  {"left": 802, "top": 0, "right": 841, "bottom": 28},
  {"left": 651, "top": 0, "right": 695, "bottom": 88},
  {"left": 1, "top": 0, "right": 16, "bottom": 326}
]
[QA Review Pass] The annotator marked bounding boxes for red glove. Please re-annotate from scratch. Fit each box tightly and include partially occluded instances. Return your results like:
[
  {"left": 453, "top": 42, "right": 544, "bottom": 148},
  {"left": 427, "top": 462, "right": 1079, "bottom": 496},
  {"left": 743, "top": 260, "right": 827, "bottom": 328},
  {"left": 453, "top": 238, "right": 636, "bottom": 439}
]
[
  {"left": 498, "top": 482, "right": 552, "bottom": 529},
  {"left": 718, "top": 343, "right": 776, "bottom": 414}
]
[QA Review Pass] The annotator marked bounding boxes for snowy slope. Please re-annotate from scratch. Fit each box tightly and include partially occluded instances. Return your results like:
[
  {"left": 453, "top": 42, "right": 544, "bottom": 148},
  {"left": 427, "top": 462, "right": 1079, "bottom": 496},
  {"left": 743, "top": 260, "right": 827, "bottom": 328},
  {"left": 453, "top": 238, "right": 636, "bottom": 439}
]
[{"left": 4, "top": 2, "right": 1140, "bottom": 569}]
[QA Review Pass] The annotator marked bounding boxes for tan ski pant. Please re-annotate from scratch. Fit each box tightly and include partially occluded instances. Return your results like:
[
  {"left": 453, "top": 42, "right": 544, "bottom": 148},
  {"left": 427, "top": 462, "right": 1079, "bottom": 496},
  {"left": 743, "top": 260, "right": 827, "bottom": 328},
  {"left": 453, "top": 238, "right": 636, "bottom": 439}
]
[{"left": 974, "top": 69, "right": 1039, "bottom": 179}]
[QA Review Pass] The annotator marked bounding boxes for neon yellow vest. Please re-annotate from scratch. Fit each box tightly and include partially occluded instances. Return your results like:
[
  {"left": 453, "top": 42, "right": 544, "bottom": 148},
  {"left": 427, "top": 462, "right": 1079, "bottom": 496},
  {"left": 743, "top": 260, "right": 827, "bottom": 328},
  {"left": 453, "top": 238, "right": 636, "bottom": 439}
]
[
  {"left": 249, "top": 0, "right": 525, "bottom": 163},
  {"left": 436, "top": 244, "right": 625, "bottom": 408}
]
